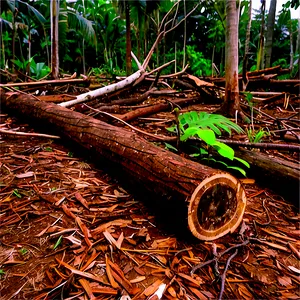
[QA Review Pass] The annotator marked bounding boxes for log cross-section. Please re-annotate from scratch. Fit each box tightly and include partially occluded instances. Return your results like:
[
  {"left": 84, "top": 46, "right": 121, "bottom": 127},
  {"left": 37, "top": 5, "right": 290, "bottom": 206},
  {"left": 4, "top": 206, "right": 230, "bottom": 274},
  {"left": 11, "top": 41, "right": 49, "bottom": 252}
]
[{"left": 0, "top": 89, "right": 247, "bottom": 241}]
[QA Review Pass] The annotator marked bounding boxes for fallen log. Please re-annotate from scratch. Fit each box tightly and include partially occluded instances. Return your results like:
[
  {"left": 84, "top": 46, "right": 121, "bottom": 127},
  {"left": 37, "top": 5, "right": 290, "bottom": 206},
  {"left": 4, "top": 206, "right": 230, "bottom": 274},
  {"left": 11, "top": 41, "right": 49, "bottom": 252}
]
[
  {"left": 0, "top": 89, "right": 247, "bottom": 241},
  {"left": 234, "top": 148, "right": 299, "bottom": 205}
]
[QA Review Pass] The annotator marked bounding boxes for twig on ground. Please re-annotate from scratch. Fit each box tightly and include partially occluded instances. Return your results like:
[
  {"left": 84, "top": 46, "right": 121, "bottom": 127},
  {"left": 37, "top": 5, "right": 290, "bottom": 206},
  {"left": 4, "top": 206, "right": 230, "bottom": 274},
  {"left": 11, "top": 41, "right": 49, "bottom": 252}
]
[
  {"left": 0, "top": 129, "right": 60, "bottom": 139},
  {"left": 218, "top": 249, "right": 238, "bottom": 300}
]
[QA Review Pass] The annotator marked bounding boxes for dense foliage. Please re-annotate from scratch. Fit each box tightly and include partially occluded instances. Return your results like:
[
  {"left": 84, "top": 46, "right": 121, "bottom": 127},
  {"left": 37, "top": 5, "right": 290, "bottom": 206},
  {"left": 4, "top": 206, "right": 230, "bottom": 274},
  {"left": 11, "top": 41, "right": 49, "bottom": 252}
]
[{"left": 0, "top": 0, "right": 299, "bottom": 77}]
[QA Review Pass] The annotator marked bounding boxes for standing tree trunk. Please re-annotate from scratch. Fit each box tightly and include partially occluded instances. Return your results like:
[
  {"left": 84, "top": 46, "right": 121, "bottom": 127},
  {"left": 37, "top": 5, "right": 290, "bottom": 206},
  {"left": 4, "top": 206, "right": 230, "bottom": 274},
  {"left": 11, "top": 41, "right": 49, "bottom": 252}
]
[
  {"left": 288, "top": 17, "right": 294, "bottom": 73},
  {"left": 221, "top": 0, "right": 241, "bottom": 117},
  {"left": 265, "top": 0, "right": 277, "bottom": 68},
  {"left": 257, "top": 0, "right": 266, "bottom": 70},
  {"left": 125, "top": 2, "right": 132, "bottom": 76},
  {"left": 51, "top": 0, "right": 60, "bottom": 79},
  {"left": 296, "top": 19, "right": 300, "bottom": 78},
  {"left": 242, "top": 0, "right": 252, "bottom": 91},
  {"left": 182, "top": 0, "right": 187, "bottom": 68}
]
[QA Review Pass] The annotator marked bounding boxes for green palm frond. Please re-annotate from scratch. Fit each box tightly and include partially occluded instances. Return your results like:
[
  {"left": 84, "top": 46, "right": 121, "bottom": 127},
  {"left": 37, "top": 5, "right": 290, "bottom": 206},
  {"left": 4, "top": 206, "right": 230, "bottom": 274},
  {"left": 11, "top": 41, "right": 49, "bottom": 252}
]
[
  {"left": 18, "top": 0, "right": 46, "bottom": 24},
  {"left": 0, "top": 18, "right": 13, "bottom": 30},
  {"left": 66, "top": 10, "right": 96, "bottom": 45},
  {"left": 177, "top": 111, "right": 244, "bottom": 136}
]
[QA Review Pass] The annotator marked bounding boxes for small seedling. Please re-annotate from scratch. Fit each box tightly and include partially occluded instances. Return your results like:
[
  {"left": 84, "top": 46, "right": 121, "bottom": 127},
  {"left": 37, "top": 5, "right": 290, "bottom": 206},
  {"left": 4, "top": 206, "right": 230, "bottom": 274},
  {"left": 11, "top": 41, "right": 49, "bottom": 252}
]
[
  {"left": 246, "top": 128, "right": 266, "bottom": 143},
  {"left": 0, "top": 269, "right": 5, "bottom": 278},
  {"left": 68, "top": 152, "right": 74, "bottom": 157},
  {"left": 13, "top": 189, "right": 22, "bottom": 198},
  {"left": 44, "top": 147, "right": 53, "bottom": 152},
  {"left": 19, "top": 248, "right": 28, "bottom": 255},
  {"left": 53, "top": 235, "right": 63, "bottom": 250}
]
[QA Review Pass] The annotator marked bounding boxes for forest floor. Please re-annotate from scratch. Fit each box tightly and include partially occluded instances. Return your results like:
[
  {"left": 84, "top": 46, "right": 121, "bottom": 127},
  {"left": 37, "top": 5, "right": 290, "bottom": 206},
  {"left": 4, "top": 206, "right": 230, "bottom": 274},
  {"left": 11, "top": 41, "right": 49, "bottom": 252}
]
[{"left": 0, "top": 82, "right": 299, "bottom": 300}]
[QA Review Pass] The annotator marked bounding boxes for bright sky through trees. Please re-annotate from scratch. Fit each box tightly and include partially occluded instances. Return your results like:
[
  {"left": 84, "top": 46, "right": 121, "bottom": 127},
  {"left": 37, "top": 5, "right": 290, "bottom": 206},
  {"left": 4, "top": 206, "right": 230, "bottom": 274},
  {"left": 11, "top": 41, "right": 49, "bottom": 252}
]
[{"left": 252, "top": 0, "right": 299, "bottom": 18}]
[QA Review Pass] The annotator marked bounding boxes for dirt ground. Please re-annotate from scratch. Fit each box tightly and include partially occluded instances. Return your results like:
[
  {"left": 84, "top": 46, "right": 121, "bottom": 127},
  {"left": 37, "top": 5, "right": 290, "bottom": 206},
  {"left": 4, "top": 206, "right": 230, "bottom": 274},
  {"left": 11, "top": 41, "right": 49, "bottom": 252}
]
[{"left": 0, "top": 108, "right": 299, "bottom": 299}]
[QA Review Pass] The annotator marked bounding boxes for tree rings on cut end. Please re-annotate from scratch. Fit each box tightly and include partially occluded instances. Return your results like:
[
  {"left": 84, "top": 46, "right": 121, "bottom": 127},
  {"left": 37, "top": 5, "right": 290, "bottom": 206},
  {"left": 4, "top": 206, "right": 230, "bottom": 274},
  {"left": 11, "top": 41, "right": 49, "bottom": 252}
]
[{"left": 188, "top": 173, "right": 246, "bottom": 241}]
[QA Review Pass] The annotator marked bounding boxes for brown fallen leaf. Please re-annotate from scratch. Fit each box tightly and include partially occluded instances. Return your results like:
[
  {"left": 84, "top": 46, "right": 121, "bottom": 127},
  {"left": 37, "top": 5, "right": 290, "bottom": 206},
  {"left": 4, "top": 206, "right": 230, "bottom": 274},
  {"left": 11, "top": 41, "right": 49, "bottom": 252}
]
[
  {"left": 188, "top": 287, "right": 208, "bottom": 300},
  {"left": 105, "top": 254, "right": 119, "bottom": 289},
  {"left": 74, "top": 192, "right": 89, "bottom": 209},
  {"left": 129, "top": 276, "right": 146, "bottom": 284},
  {"left": 75, "top": 216, "right": 93, "bottom": 247},
  {"left": 61, "top": 204, "right": 77, "bottom": 219},
  {"left": 56, "top": 258, "right": 109, "bottom": 285},
  {"left": 177, "top": 273, "right": 202, "bottom": 287},
  {"left": 79, "top": 278, "right": 96, "bottom": 299},
  {"left": 143, "top": 279, "right": 163, "bottom": 297},
  {"left": 167, "top": 286, "right": 177, "bottom": 298},
  {"left": 277, "top": 275, "right": 292, "bottom": 287},
  {"left": 92, "top": 219, "right": 132, "bottom": 236}
]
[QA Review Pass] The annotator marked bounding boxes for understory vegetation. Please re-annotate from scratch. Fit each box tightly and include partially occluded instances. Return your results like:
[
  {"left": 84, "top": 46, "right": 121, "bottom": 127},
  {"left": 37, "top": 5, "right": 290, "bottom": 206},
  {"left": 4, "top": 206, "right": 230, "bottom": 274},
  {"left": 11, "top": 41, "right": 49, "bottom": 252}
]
[{"left": 0, "top": 0, "right": 299, "bottom": 78}]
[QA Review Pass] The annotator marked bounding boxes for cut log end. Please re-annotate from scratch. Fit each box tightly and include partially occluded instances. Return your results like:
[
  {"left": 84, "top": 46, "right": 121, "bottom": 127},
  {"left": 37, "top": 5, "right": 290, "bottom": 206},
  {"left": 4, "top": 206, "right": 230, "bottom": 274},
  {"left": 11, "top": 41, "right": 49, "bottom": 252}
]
[{"left": 188, "top": 174, "right": 246, "bottom": 241}]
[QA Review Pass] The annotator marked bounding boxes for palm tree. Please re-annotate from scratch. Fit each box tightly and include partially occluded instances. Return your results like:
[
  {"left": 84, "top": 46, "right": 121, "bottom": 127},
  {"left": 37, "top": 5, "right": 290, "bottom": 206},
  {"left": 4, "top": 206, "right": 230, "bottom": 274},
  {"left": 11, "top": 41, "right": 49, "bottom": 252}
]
[{"left": 1, "top": 0, "right": 46, "bottom": 72}]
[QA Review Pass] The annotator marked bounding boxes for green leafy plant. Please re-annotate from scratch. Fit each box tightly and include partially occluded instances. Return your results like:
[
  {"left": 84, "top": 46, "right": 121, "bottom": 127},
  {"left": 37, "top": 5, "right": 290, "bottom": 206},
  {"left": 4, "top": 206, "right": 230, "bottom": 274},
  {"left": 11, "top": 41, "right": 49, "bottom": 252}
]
[
  {"left": 167, "top": 111, "right": 250, "bottom": 176},
  {"left": 11, "top": 56, "right": 50, "bottom": 79},
  {"left": 186, "top": 46, "right": 212, "bottom": 77},
  {"left": 246, "top": 128, "right": 267, "bottom": 143},
  {"left": 0, "top": 269, "right": 5, "bottom": 278},
  {"left": 29, "top": 59, "right": 50, "bottom": 79}
]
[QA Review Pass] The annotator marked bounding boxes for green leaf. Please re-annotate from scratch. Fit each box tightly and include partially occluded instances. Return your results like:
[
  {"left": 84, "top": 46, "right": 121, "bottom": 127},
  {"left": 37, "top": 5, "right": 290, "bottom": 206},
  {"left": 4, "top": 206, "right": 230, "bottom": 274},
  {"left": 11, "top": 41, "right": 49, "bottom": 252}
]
[
  {"left": 19, "top": 248, "right": 27, "bottom": 255},
  {"left": 53, "top": 235, "right": 63, "bottom": 250},
  {"left": 13, "top": 189, "right": 22, "bottom": 198},
  {"left": 233, "top": 157, "right": 250, "bottom": 168},
  {"left": 213, "top": 141, "right": 235, "bottom": 160},
  {"left": 195, "top": 129, "right": 216, "bottom": 145},
  {"left": 164, "top": 143, "right": 178, "bottom": 152},
  {"left": 227, "top": 166, "right": 247, "bottom": 177}
]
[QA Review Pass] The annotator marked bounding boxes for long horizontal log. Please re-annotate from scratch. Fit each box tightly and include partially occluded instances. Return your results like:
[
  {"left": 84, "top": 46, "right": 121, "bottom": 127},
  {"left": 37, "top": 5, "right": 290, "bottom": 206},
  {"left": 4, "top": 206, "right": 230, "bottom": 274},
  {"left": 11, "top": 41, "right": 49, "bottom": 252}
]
[
  {"left": 234, "top": 148, "right": 299, "bottom": 205},
  {"left": 0, "top": 89, "right": 247, "bottom": 241}
]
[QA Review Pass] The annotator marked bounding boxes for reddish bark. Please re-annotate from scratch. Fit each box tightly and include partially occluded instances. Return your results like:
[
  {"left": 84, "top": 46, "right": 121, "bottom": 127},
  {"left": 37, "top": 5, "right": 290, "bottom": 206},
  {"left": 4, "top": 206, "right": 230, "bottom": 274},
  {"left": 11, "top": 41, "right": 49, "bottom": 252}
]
[{"left": 1, "top": 89, "right": 247, "bottom": 241}]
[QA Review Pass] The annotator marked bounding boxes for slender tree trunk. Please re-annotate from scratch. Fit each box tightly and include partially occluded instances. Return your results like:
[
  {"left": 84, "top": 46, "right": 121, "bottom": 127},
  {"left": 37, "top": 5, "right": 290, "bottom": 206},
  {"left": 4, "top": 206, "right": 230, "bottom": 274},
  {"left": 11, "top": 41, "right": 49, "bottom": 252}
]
[
  {"left": 211, "top": 45, "right": 215, "bottom": 77},
  {"left": 182, "top": 0, "right": 187, "bottom": 68},
  {"left": 26, "top": 29, "right": 32, "bottom": 76},
  {"left": 50, "top": 0, "right": 60, "bottom": 79},
  {"left": 295, "top": 19, "right": 300, "bottom": 79},
  {"left": 43, "top": 28, "right": 50, "bottom": 69},
  {"left": 265, "top": 0, "right": 277, "bottom": 68},
  {"left": 125, "top": 2, "right": 132, "bottom": 75},
  {"left": 257, "top": 0, "right": 266, "bottom": 70},
  {"left": 82, "top": 39, "right": 86, "bottom": 75},
  {"left": 221, "top": 0, "right": 240, "bottom": 117},
  {"left": 242, "top": 0, "right": 252, "bottom": 90},
  {"left": 12, "top": 9, "right": 18, "bottom": 73},
  {"left": 289, "top": 19, "right": 294, "bottom": 73},
  {"left": 1, "top": 20, "right": 5, "bottom": 68}
]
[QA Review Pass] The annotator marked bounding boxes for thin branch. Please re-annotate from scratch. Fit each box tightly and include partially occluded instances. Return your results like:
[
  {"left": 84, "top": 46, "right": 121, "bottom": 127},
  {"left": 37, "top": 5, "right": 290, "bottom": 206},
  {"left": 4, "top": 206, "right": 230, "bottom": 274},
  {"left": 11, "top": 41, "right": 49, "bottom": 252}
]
[
  {"left": 131, "top": 51, "right": 142, "bottom": 70},
  {"left": 147, "top": 60, "right": 176, "bottom": 76},
  {"left": 218, "top": 249, "right": 238, "bottom": 300},
  {"left": 0, "top": 129, "right": 60, "bottom": 139},
  {"left": 83, "top": 104, "right": 175, "bottom": 142}
]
